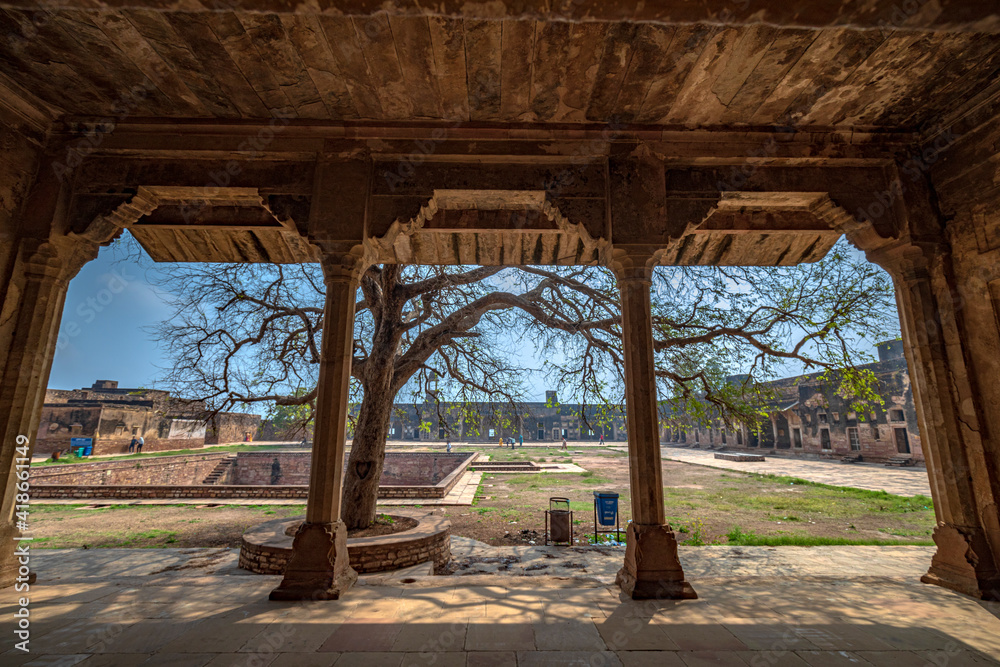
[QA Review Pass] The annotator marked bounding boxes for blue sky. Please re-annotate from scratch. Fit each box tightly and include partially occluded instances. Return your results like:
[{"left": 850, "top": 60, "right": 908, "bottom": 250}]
[
  {"left": 48, "top": 236, "right": 897, "bottom": 414},
  {"left": 49, "top": 245, "right": 173, "bottom": 392}
]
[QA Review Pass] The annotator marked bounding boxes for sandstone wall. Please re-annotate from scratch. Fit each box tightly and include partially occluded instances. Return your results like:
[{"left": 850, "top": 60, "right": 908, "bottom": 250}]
[
  {"left": 30, "top": 453, "right": 230, "bottom": 485},
  {"left": 227, "top": 451, "right": 472, "bottom": 487},
  {"left": 207, "top": 412, "right": 262, "bottom": 444},
  {"left": 230, "top": 452, "right": 311, "bottom": 485},
  {"left": 378, "top": 452, "right": 471, "bottom": 486}
]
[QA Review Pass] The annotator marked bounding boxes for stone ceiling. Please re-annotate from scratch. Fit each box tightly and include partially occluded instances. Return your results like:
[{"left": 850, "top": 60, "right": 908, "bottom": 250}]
[{"left": 1, "top": 3, "right": 998, "bottom": 132}]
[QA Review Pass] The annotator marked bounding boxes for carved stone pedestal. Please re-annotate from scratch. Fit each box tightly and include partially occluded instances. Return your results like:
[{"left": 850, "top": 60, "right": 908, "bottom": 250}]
[
  {"left": 616, "top": 523, "right": 697, "bottom": 600},
  {"left": 920, "top": 525, "right": 1000, "bottom": 600},
  {"left": 269, "top": 521, "right": 357, "bottom": 601}
]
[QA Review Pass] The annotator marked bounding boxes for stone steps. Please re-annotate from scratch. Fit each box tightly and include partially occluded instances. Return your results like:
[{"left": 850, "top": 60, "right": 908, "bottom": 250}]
[
  {"left": 201, "top": 455, "right": 237, "bottom": 484},
  {"left": 885, "top": 456, "right": 916, "bottom": 467}
]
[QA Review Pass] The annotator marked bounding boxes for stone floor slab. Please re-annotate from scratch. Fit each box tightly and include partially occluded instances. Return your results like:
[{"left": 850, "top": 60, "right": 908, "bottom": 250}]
[
  {"left": 466, "top": 622, "right": 536, "bottom": 652},
  {"left": 5, "top": 546, "right": 1000, "bottom": 666},
  {"left": 319, "top": 620, "right": 402, "bottom": 653},
  {"left": 516, "top": 650, "right": 623, "bottom": 666}
]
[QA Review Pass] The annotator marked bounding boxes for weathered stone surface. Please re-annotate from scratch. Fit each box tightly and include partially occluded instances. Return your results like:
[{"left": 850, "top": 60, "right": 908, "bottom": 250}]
[
  {"left": 1, "top": 2, "right": 1000, "bottom": 602},
  {"left": 616, "top": 523, "right": 697, "bottom": 600},
  {"left": 267, "top": 520, "right": 357, "bottom": 600},
  {"left": 241, "top": 509, "right": 451, "bottom": 575}
]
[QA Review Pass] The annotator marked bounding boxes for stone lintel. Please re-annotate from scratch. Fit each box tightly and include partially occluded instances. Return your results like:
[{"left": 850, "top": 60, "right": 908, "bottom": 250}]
[{"left": 1, "top": 1, "right": 996, "bottom": 34}]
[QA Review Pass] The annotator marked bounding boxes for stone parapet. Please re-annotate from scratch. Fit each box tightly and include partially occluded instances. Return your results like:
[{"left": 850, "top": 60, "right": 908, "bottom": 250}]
[{"left": 239, "top": 510, "right": 450, "bottom": 575}]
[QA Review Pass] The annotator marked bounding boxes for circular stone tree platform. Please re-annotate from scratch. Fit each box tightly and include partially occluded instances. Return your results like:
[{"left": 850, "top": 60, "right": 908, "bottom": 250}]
[{"left": 239, "top": 508, "right": 450, "bottom": 575}]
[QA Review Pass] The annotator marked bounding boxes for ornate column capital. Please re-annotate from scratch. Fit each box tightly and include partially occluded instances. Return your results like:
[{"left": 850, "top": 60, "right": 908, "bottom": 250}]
[
  {"left": 609, "top": 246, "right": 663, "bottom": 284},
  {"left": 18, "top": 239, "right": 63, "bottom": 282},
  {"left": 866, "top": 239, "right": 948, "bottom": 285},
  {"left": 315, "top": 241, "right": 370, "bottom": 284}
]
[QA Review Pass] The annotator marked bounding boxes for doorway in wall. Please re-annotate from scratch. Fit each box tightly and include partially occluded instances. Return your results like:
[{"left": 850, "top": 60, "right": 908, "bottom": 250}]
[{"left": 894, "top": 427, "right": 911, "bottom": 454}]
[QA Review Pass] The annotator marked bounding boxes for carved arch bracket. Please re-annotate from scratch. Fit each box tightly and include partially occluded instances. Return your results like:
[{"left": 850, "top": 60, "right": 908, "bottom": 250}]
[{"left": 368, "top": 189, "right": 610, "bottom": 267}]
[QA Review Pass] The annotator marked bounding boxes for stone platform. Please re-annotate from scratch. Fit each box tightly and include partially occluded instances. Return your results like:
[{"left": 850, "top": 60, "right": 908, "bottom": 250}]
[
  {"left": 714, "top": 452, "right": 766, "bottom": 462},
  {"left": 239, "top": 509, "right": 451, "bottom": 575},
  {"left": 3, "top": 545, "right": 999, "bottom": 665}
]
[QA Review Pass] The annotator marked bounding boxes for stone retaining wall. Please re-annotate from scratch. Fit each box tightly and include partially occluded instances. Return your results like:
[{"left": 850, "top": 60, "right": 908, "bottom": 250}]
[
  {"left": 228, "top": 452, "right": 311, "bottom": 485},
  {"left": 30, "top": 453, "right": 232, "bottom": 486},
  {"left": 238, "top": 510, "right": 450, "bottom": 575},
  {"left": 35, "top": 436, "right": 206, "bottom": 457},
  {"left": 31, "top": 484, "right": 309, "bottom": 500},
  {"left": 32, "top": 451, "right": 476, "bottom": 500},
  {"left": 31, "top": 479, "right": 468, "bottom": 500}
]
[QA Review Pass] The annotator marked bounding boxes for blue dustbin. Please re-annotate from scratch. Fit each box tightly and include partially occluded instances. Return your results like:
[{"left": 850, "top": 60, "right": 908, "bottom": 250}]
[
  {"left": 70, "top": 437, "right": 93, "bottom": 457},
  {"left": 593, "top": 491, "right": 619, "bottom": 526}
]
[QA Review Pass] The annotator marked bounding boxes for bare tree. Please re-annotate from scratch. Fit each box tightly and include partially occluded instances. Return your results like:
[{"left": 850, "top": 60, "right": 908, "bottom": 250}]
[{"left": 147, "top": 237, "right": 896, "bottom": 529}]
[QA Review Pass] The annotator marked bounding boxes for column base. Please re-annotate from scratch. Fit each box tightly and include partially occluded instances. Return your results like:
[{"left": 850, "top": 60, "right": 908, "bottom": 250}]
[
  {"left": 0, "top": 526, "right": 36, "bottom": 589},
  {"left": 0, "top": 564, "right": 35, "bottom": 589},
  {"left": 920, "top": 524, "right": 1000, "bottom": 601},
  {"left": 269, "top": 521, "right": 357, "bottom": 601},
  {"left": 616, "top": 523, "right": 697, "bottom": 600}
]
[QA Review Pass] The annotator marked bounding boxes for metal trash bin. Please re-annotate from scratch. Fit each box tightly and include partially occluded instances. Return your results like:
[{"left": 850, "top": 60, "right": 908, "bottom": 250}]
[
  {"left": 71, "top": 437, "right": 93, "bottom": 457},
  {"left": 593, "top": 491, "right": 621, "bottom": 542},
  {"left": 545, "top": 497, "right": 574, "bottom": 546}
]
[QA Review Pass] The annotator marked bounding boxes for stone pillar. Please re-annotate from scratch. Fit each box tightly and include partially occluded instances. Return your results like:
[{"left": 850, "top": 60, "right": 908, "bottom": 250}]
[
  {"left": 874, "top": 242, "right": 1000, "bottom": 600},
  {"left": 0, "top": 240, "right": 78, "bottom": 588},
  {"left": 612, "top": 256, "right": 696, "bottom": 600},
  {"left": 270, "top": 252, "right": 363, "bottom": 601}
]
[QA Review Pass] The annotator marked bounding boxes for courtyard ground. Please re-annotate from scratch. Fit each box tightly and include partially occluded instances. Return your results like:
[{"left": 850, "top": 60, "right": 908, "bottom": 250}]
[
  {"left": 29, "top": 446, "right": 935, "bottom": 549},
  {"left": 4, "top": 545, "right": 999, "bottom": 666}
]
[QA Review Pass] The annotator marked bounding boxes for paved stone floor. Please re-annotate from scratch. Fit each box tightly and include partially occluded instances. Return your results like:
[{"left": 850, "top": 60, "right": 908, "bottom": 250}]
[
  {"left": 4, "top": 546, "right": 998, "bottom": 666},
  {"left": 658, "top": 448, "right": 933, "bottom": 497}
]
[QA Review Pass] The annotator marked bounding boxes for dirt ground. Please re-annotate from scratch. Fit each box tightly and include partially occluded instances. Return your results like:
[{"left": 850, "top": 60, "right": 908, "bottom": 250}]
[{"left": 30, "top": 447, "right": 935, "bottom": 549}]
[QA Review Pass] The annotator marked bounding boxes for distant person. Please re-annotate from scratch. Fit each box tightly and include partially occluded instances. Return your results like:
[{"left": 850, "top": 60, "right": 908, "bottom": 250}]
[
  {"left": 446, "top": 440, "right": 452, "bottom": 453},
  {"left": 128, "top": 436, "right": 137, "bottom": 453},
  {"left": 498, "top": 437, "right": 503, "bottom": 448},
  {"left": 519, "top": 434, "right": 523, "bottom": 448},
  {"left": 599, "top": 434, "right": 605, "bottom": 446},
  {"left": 562, "top": 436, "right": 567, "bottom": 449},
  {"left": 136, "top": 436, "right": 144, "bottom": 453}
]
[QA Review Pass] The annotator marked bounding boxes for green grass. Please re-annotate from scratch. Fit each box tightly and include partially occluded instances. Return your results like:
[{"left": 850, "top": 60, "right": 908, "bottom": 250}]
[
  {"left": 507, "top": 472, "right": 612, "bottom": 490},
  {"left": 878, "top": 527, "right": 932, "bottom": 537},
  {"left": 117, "top": 528, "right": 179, "bottom": 547},
  {"left": 725, "top": 526, "right": 934, "bottom": 547},
  {"left": 664, "top": 473, "right": 934, "bottom": 520}
]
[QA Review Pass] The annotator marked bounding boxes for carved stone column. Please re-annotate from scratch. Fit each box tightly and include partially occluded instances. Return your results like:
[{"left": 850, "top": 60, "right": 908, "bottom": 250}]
[
  {"left": 0, "top": 240, "right": 79, "bottom": 587},
  {"left": 874, "top": 242, "right": 1000, "bottom": 600},
  {"left": 270, "top": 250, "right": 365, "bottom": 601},
  {"left": 611, "top": 253, "right": 696, "bottom": 600}
]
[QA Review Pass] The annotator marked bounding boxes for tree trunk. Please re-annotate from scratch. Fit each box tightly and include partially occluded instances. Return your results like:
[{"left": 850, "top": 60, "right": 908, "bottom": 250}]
[{"left": 341, "top": 372, "right": 395, "bottom": 531}]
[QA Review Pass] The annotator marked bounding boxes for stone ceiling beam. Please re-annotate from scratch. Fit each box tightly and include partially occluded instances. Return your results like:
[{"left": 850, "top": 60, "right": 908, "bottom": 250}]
[{"left": 0, "top": 1, "right": 997, "bottom": 33}]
